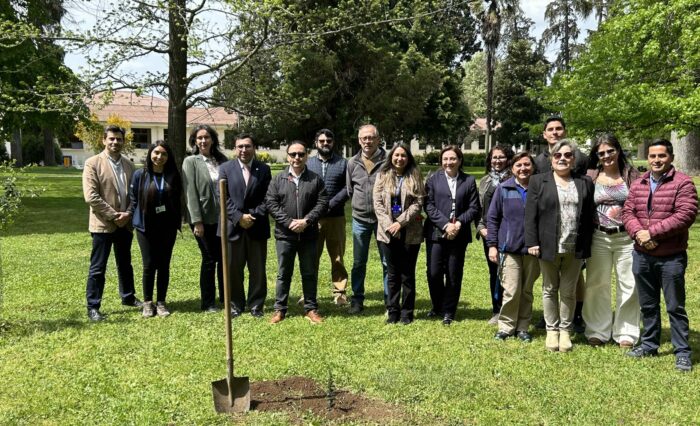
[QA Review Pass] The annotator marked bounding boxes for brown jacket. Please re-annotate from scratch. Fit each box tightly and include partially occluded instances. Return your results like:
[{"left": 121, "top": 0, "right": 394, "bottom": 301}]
[
  {"left": 373, "top": 172, "right": 424, "bottom": 245},
  {"left": 83, "top": 152, "right": 136, "bottom": 233}
]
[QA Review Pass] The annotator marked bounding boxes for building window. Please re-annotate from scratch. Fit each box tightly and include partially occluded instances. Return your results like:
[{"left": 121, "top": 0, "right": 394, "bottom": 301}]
[
  {"left": 163, "top": 129, "right": 168, "bottom": 143},
  {"left": 478, "top": 135, "right": 485, "bottom": 150},
  {"left": 132, "top": 128, "right": 151, "bottom": 149}
]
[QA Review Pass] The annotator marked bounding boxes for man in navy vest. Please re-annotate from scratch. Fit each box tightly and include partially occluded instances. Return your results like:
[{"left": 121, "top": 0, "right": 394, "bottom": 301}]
[{"left": 307, "top": 129, "right": 350, "bottom": 305}]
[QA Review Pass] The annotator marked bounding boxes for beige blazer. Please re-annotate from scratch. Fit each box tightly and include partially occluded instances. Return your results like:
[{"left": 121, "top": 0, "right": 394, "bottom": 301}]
[
  {"left": 373, "top": 173, "right": 424, "bottom": 245},
  {"left": 83, "top": 152, "right": 136, "bottom": 233}
]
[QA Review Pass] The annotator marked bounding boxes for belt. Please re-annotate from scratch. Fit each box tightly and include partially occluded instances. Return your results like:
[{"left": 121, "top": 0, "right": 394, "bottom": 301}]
[{"left": 595, "top": 224, "right": 625, "bottom": 234}]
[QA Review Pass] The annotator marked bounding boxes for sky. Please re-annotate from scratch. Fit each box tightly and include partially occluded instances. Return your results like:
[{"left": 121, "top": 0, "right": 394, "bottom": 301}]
[{"left": 63, "top": 1, "right": 597, "bottom": 91}]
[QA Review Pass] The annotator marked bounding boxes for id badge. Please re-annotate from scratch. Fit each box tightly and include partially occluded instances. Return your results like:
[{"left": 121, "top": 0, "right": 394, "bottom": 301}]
[{"left": 155, "top": 205, "right": 167, "bottom": 214}]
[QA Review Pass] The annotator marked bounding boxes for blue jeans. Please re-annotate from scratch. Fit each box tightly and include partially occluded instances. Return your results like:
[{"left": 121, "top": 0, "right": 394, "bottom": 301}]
[
  {"left": 633, "top": 251, "right": 690, "bottom": 356},
  {"left": 350, "top": 218, "right": 387, "bottom": 304}
]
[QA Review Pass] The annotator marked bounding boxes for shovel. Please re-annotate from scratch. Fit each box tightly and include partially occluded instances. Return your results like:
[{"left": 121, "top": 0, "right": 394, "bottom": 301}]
[{"left": 212, "top": 178, "right": 251, "bottom": 413}]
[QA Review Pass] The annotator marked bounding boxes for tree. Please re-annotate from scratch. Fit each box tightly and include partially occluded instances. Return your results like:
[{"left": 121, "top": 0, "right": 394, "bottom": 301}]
[
  {"left": 541, "top": 0, "right": 593, "bottom": 72},
  {"left": 74, "top": 114, "right": 135, "bottom": 154},
  {"left": 541, "top": 0, "right": 700, "bottom": 173},
  {"left": 214, "top": 1, "right": 479, "bottom": 147},
  {"left": 462, "top": 52, "right": 487, "bottom": 118},
  {"left": 493, "top": 37, "right": 549, "bottom": 149},
  {"left": 0, "top": 0, "right": 87, "bottom": 166}
]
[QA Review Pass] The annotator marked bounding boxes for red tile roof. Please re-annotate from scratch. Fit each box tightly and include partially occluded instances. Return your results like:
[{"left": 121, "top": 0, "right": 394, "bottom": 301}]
[{"left": 89, "top": 91, "right": 237, "bottom": 127}]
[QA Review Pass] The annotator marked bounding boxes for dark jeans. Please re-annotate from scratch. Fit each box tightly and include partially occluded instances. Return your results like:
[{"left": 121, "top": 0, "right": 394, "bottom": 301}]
[
  {"left": 86, "top": 228, "right": 136, "bottom": 310},
  {"left": 228, "top": 233, "right": 268, "bottom": 312},
  {"left": 379, "top": 235, "right": 420, "bottom": 320},
  {"left": 482, "top": 239, "right": 502, "bottom": 314},
  {"left": 633, "top": 251, "right": 691, "bottom": 356},
  {"left": 192, "top": 223, "right": 224, "bottom": 310},
  {"left": 426, "top": 239, "right": 467, "bottom": 317},
  {"left": 274, "top": 239, "right": 318, "bottom": 312},
  {"left": 136, "top": 228, "right": 177, "bottom": 303}
]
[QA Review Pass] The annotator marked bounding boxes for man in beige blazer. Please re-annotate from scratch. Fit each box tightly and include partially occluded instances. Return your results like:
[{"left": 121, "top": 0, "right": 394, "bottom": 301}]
[{"left": 83, "top": 125, "right": 141, "bottom": 321}]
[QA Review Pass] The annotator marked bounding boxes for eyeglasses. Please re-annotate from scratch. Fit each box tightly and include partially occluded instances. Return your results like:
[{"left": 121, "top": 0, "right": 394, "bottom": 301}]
[
  {"left": 288, "top": 151, "right": 306, "bottom": 158},
  {"left": 317, "top": 138, "right": 333, "bottom": 144},
  {"left": 236, "top": 144, "right": 253, "bottom": 150},
  {"left": 552, "top": 151, "right": 574, "bottom": 160},
  {"left": 492, "top": 156, "right": 507, "bottom": 161},
  {"left": 597, "top": 148, "right": 616, "bottom": 158},
  {"left": 359, "top": 136, "right": 376, "bottom": 142}
]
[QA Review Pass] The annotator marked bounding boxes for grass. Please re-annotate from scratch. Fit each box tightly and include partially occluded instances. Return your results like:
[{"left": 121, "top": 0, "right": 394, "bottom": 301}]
[{"left": 1, "top": 166, "right": 699, "bottom": 424}]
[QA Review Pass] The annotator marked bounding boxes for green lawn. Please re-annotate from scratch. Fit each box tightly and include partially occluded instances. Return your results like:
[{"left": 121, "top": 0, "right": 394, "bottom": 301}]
[{"left": 1, "top": 166, "right": 699, "bottom": 424}]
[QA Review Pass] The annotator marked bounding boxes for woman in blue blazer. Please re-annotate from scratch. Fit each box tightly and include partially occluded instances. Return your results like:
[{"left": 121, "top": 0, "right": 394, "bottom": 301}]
[{"left": 423, "top": 146, "right": 481, "bottom": 325}]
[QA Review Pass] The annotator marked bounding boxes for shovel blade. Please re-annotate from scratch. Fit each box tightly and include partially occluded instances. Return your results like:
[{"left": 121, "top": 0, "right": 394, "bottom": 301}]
[{"left": 212, "top": 377, "right": 251, "bottom": 413}]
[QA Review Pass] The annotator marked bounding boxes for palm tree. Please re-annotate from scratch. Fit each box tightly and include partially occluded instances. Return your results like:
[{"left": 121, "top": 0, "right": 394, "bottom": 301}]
[{"left": 541, "top": 0, "right": 593, "bottom": 72}]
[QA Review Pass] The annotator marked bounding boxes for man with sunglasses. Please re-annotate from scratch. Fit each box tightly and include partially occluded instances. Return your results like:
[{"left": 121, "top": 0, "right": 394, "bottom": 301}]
[
  {"left": 621, "top": 139, "right": 697, "bottom": 372},
  {"left": 266, "top": 141, "right": 329, "bottom": 324},
  {"left": 219, "top": 133, "right": 272, "bottom": 319},
  {"left": 307, "top": 129, "right": 350, "bottom": 306}
]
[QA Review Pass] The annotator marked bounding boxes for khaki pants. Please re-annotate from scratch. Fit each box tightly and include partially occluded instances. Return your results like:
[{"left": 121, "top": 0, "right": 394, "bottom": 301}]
[
  {"left": 498, "top": 253, "right": 540, "bottom": 334},
  {"left": 539, "top": 253, "right": 582, "bottom": 332},
  {"left": 316, "top": 216, "right": 348, "bottom": 295}
]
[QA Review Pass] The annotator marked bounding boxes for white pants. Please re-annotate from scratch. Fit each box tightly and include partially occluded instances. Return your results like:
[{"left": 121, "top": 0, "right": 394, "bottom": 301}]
[{"left": 583, "top": 230, "right": 640, "bottom": 344}]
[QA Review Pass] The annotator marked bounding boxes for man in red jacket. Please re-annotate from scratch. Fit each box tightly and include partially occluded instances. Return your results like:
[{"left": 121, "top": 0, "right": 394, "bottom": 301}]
[{"left": 621, "top": 139, "right": 698, "bottom": 372}]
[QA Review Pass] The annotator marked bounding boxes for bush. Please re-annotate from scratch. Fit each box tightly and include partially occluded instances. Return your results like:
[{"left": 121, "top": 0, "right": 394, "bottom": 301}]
[
  {"left": 463, "top": 153, "right": 487, "bottom": 168},
  {"left": 255, "top": 151, "right": 277, "bottom": 164},
  {"left": 21, "top": 133, "right": 63, "bottom": 165}
]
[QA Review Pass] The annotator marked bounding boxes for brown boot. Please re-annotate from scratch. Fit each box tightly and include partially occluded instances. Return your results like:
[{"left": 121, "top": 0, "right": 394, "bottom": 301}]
[
  {"left": 546, "top": 330, "right": 559, "bottom": 352},
  {"left": 270, "top": 310, "right": 285, "bottom": 324},
  {"left": 304, "top": 310, "right": 323, "bottom": 324}
]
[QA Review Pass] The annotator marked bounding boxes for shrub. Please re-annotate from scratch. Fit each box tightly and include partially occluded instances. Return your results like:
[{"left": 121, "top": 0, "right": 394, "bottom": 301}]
[{"left": 255, "top": 151, "right": 277, "bottom": 164}]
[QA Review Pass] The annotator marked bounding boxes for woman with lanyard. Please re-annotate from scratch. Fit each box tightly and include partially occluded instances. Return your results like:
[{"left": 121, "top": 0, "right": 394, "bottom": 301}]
[
  {"left": 129, "top": 141, "right": 182, "bottom": 317},
  {"left": 424, "top": 146, "right": 480, "bottom": 325},
  {"left": 476, "top": 144, "right": 514, "bottom": 325},
  {"left": 373, "top": 143, "right": 425, "bottom": 325},
  {"left": 182, "top": 124, "right": 229, "bottom": 312},
  {"left": 487, "top": 152, "right": 540, "bottom": 341}
]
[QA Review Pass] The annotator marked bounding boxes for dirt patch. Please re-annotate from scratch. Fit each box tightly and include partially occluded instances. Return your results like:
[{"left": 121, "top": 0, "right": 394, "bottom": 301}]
[{"left": 248, "top": 376, "right": 405, "bottom": 424}]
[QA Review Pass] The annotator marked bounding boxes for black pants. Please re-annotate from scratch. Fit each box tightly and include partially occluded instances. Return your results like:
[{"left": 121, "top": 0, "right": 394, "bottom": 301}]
[
  {"left": 192, "top": 223, "right": 224, "bottom": 310},
  {"left": 426, "top": 239, "right": 467, "bottom": 317},
  {"left": 379, "top": 236, "right": 420, "bottom": 320},
  {"left": 227, "top": 233, "right": 268, "bottom": 312},
  {"left": 273, "top": 239, "right": 318, "bottom": 312},
  {"left": 136, "top": 228, "right": 177, "bottom": 303},
  {"left": 482, "top": 239, "right": 502, "bottom": 313},
  {"left": 633, "top": 251, "right": 691, "bottom": 356},
  {"left": 86, "top": 228, "right": 136, "bottom": 310}
]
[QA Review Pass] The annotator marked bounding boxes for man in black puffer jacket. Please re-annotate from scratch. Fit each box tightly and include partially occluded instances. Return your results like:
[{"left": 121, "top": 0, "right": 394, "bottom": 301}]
[{"left": 266, "top": 141, "right": 329, "bottom": 324}]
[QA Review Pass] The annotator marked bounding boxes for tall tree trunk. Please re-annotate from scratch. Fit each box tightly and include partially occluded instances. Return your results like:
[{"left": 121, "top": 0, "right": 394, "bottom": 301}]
[
  {"left": 11, "top": 129, "right": 23, "bottom": 167},
  {"left": 563, "top": 0, "right": 570, "bottom": 71},
  {"left": 671, "top": 130, "right": 700, "bottom": 176},
  {"left": 43, "top": 127, "right": 56, "bottom": 166},
  {"left": 168, "top": 0, "right": 188, "bottom": 168},
  {"left": 485, "top": 51, "right": 494, "bottom": 152}
]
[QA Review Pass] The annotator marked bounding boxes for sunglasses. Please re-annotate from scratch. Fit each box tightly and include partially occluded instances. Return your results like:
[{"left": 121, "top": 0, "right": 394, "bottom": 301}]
[
  {"left": 552, "top": 151, "right": 574, "bottom": 160},
  {"left": 597, "top": 148, "right": 617, "bottom": 158},
  {"left": 288, "top": 151, "right": 306, "bottom": 158}
]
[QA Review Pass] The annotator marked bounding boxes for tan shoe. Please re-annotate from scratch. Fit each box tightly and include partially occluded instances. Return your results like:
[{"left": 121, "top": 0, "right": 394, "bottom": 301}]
[
  {"left": 304, "top": 310, "right": 323, "bottom": 324},
  {"left": 156, "top": 302, "right": 170, "bottom": 317},
  {"left": 559, "top": 330, "right": 573, "bottom": 352},
  {"left": 546, "top": 330, "right": 559, "bottom": 352},
  {"left": 618, "top": 339, "right": 634, "bottom": 348},
  {"left": 334, "top": 294, "right": 348, "bottom": 306},
  {"left": 270, "top": 310, "right": 285, "bottom": 324}
]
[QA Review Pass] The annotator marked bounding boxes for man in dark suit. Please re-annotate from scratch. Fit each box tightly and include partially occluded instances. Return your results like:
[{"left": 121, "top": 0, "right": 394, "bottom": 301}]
[
  {"left": 82, "top": 125, "right": 142, "bottom": 321},
  {"left": 219, "top": 133, "right": 272, "bottom": 318}
]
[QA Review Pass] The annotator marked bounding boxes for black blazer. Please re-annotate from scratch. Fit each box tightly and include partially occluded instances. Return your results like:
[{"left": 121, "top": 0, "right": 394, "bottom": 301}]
[
  {"left": 524, "top": 172, "right": 594, "bottom": 262},
  {"left": 423, "top": 170, "right": 481, "bottom": 243},
  {"left": 218, "top": 158, "right": 272, "bottom": 241}
]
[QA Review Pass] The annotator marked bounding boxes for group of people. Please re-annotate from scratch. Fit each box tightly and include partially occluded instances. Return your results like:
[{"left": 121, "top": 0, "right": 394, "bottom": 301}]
[{"left": 82, "top": 116, "right": 696, "bottom": 372}]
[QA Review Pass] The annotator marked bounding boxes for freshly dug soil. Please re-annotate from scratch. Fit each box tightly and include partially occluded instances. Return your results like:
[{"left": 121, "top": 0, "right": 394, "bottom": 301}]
[{"left": 248, "top": 376, "right": 405, "bottom": 424}]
